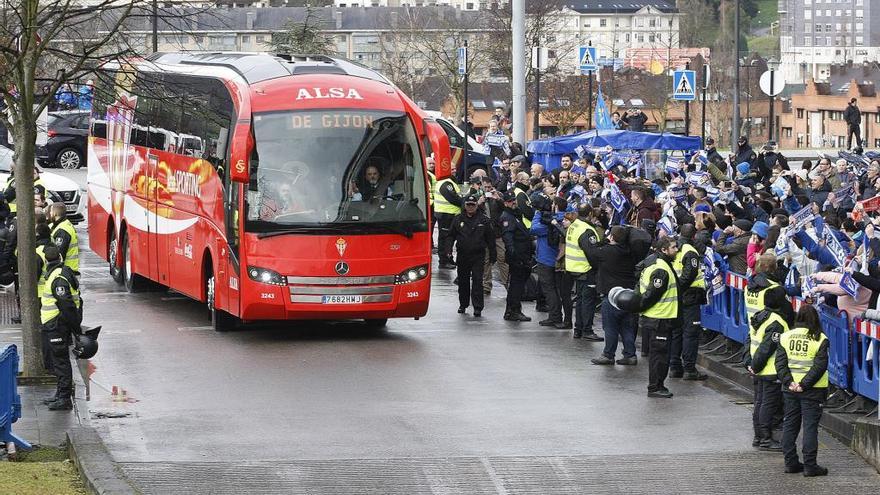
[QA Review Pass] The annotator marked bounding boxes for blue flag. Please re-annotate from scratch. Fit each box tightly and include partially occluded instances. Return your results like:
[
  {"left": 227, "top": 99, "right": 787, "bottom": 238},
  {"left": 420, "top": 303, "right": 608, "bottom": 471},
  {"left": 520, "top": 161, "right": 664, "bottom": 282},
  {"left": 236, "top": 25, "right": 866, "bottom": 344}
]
[{"left": 594, "top": 84, "right": 613, "bottom": 130}]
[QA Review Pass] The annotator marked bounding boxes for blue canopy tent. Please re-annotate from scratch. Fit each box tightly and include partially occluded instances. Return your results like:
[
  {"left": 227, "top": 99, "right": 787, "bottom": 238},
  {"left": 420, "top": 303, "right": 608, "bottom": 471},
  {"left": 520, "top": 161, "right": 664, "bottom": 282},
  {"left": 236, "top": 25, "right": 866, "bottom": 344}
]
[{"left": 526, "top": 129, "right": 703, "bottom": 171}]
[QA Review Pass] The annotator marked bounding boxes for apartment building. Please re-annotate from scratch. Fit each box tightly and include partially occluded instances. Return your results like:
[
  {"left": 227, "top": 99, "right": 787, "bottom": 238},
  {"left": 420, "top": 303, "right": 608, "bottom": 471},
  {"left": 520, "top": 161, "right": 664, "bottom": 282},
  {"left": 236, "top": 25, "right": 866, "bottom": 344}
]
[{"left": 779, "top": 0, "right": 880, "bottom": 83}]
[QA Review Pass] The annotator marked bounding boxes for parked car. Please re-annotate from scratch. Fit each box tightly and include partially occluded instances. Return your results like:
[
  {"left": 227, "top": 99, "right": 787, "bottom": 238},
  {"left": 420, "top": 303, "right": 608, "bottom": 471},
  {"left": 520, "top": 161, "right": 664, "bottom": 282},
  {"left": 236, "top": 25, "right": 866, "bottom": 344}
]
[
  {"left": 0, "top": 146, "right": 86, "bottom": 223},
  {"left": 36, "top": 110, "right": 90, "bottom": 169}
]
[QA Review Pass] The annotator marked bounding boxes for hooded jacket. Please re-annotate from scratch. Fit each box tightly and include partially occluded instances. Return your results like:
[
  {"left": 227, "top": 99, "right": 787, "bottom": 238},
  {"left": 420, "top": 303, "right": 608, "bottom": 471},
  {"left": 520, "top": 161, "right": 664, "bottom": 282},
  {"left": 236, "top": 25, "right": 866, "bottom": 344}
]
[
  {"left": 626, "top": 198, "right": 661, "bottom": 226},
  {"left": 715, "top": 231, "right": 750, "bottom": 274}
]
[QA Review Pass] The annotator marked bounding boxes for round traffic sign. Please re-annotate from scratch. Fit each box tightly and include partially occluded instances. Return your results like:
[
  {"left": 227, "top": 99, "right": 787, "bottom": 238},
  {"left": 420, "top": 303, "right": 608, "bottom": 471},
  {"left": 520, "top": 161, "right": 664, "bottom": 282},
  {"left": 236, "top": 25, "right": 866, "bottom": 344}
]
[{"left": 759, "top": 70, "right": 785, "bottom": 97}]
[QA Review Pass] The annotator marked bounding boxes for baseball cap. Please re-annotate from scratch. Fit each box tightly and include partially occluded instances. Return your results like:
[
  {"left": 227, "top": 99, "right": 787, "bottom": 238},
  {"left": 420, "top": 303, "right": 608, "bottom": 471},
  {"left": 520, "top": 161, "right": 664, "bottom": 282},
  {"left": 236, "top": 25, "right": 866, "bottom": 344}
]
[
  {"left": 464, "top": 194, "right": 479, "bottom": 204},
  {"left": 501, "top": 191, "right": 516, "bottom": 202},
  {"left": 734, "top": 219, "right": 753, "bottom": 232}
]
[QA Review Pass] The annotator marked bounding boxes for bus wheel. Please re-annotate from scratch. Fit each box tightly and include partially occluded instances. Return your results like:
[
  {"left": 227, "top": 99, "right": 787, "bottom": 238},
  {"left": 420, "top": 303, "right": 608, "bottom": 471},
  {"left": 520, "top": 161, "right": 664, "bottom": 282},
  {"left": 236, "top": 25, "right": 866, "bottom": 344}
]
[
  {"left": 364, "top": 318, "right": 388, "bottom": 330},
  {"left": 121, "top": 231, "right": 148, "bottom": 293},
  {"left": 109, "top": 229, "right": 123, "bottom": 284},
  {"left": 207, "top": 272, "right": 237, "bottom": 332}
]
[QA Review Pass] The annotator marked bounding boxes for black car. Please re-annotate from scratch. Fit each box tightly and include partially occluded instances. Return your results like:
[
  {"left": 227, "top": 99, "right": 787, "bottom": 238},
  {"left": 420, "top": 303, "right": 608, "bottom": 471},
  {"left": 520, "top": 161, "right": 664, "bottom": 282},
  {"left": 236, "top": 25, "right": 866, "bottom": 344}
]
[{"left": 36, "top": 110, "right": 90, "bottom": 169}]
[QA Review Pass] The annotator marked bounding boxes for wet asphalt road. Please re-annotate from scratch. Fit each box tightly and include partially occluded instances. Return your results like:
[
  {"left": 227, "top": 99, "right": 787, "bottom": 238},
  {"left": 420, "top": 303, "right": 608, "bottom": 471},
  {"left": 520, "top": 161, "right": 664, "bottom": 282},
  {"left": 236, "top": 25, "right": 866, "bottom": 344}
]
[{"left": 52, "top": 165, "right": 878, "bottom": 493}]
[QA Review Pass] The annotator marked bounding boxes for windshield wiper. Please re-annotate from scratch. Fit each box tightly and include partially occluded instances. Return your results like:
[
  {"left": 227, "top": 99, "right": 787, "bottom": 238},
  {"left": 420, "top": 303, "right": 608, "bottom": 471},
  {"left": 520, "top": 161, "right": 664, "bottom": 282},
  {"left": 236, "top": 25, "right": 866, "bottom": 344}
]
[
  {"left": 257, "top": 226, "right": 347, "bottom": 239},
  {"left": 379, "top": 224, "right": 414, "bottom": 239}
]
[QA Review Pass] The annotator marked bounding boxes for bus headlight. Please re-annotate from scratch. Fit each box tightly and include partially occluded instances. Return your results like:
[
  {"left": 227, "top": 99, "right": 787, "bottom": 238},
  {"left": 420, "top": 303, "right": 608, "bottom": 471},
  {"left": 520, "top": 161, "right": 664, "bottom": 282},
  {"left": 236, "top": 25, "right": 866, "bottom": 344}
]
[
  {"left": 247, "top": 266, "right": 286, "bottom": 286},
  {"left": 395, "top": 265, "right": 429, "bottom": 284}
]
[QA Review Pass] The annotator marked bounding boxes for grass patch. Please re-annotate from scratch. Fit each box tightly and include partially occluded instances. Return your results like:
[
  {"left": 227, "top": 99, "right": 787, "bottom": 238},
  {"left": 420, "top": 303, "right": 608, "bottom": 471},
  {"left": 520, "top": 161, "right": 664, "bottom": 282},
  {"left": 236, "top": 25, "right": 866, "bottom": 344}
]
[
  {"left": 748, "top": 34, "right": 780, "bottom": 58},
  {"left": 750, "top": 0, "right": 779, "bottom": 32},
  {"left": 0, "top": 445, "right": 87, "bottom": 494}
]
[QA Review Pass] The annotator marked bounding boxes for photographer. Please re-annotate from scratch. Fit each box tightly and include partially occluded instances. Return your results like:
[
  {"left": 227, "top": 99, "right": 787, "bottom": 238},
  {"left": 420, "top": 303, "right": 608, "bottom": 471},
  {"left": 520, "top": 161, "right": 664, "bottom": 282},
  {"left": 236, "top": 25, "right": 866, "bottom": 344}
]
[
  {"left": 529, "top": 194, "right": 566, "bottom": 328},
  {"left": 481, "top": 177, "right": 508, "bottom": 296}
]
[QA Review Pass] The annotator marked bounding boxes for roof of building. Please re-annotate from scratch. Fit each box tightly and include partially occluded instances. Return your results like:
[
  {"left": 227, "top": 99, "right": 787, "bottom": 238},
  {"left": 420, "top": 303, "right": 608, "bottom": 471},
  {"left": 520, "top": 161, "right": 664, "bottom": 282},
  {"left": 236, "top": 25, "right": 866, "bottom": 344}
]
[
  {"left": 566, "top": 0, "right": 677, "bottom": 14},
  {"left": 814, "top": 61, "right": 880, "bottom": 97}
]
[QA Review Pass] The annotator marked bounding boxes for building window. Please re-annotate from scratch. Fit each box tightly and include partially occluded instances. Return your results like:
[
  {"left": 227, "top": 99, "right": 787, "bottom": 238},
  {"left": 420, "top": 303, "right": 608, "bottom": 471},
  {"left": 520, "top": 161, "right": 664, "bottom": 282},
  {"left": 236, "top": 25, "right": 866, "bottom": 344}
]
[
  {"left": 637, "top": 34, "right": 644, "bottom": 42},
  {"left": 875, "top": 114, "right": 880, "bottom": 124},
  {"left": 804, "top": 37, "right": 812, "bottom": 45},
  {"left": 875, "top": 139, "right": 880, "bottom": 148},
  {"left": 649, "top": 19, "right": 656, "bottom": 27},
  {"left": 856, "top": 22, "right": 863, "bottom": 32},
  {"left": 805, "top": 0, "right": 810, "bottom": 4},
  {"left": 804, "top": 9, "right": 812, "bottom": 19},
  {"left": 600, "top": 18, "right": 607, "bottom": 27},
  {"left": 834, "top": 9, "right": 841, "bottom": 16},
  {"left": 856, "top": 36, "right": 863, "bottom": 45},
  {"left": 649, "top": 33, "right": 655, "bottom": 42},
  {"left": 825, "top": 9, "right": 831, "bottom": 16},
  {"left": 784, "top": 128, "right": 792, "bottom": 138},
  {"left": 805, "top": 22, "right": 812, "bottom": 32},
  {"left": 797, "top": 109, "right": 804, "bottom": 118},
  {"left": 583, "top": 18, "right": 590, "bottom": 27},
  {"left": 816, "top": 24, "right": 822, "bottom": 32},
  {"left": 242, "top": 35, "right": 250, "bottom": 44},
  {"left": 626, "top": 33, "right": 631, "bottom": 42},
  {"left": 256, "top": 35, "right": 265, "bottom": 43}
]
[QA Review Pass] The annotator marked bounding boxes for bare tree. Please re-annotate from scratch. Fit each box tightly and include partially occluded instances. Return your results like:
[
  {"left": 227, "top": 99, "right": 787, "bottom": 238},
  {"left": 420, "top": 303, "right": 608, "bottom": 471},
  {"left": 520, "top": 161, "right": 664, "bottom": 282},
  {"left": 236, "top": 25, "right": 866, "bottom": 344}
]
[
  {"left": 483, "top": 1, "right": 574, "bottom": 84},
  {"left": 263, "top": 5, "right": 336, "bottom": 55},
  {"left": 0, "top": 1, "right": 211, "bottom": 376},
  {"left": 539, "top": 76, "right": 590, "bottom": 135},
  {"left": 397, "top": 7, "right": 495, "bottom": 121}
]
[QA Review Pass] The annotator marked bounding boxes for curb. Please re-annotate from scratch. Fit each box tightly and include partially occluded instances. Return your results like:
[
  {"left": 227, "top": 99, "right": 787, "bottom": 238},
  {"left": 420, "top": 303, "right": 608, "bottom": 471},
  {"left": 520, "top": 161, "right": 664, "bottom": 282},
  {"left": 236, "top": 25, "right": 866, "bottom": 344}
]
[
  {"left": 697, "top": 347, "right": 863, "bottom": 446},
  {"left": 67, "top": 427, "right": 138, "bottom": 495}
]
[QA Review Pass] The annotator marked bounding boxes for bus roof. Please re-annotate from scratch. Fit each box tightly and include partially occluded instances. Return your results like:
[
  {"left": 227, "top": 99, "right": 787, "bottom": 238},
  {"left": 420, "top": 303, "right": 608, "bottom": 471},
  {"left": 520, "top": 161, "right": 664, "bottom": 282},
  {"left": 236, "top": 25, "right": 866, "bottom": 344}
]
[{"left": 147, "top": 52, "right": 392, "bottom": 87}]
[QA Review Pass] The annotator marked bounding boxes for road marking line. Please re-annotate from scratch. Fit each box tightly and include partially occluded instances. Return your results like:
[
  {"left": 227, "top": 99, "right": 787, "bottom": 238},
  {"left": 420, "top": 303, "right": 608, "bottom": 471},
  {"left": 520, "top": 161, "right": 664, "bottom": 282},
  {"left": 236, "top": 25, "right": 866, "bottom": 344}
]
[
  {"left": 178, "top": 326, "right": 213, "bottom": 332},
  {"left": 479, "top": 457, "right": 510, "bottom": 495},
  {"left": 0, "top": 329, "right": 22, "bottom": 334}
]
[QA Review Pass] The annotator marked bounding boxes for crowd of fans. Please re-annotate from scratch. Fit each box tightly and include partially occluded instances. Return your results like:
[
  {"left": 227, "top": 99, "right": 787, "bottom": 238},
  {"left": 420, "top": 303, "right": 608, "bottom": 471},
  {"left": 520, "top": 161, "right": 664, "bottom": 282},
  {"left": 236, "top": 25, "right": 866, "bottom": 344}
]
[{"left": 433, "top": 111, "right": 879, "bottom": 473}]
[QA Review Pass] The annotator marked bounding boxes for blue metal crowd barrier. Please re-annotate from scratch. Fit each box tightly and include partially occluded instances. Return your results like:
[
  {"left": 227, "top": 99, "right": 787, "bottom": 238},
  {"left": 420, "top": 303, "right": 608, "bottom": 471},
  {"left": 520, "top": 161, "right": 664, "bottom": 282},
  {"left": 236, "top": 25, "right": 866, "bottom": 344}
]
[
  {"left": 721, "top": 272, "right": 749, "bottom": 345},
  {"left": 852, "top": 319, "right": 880, "bottom": 403},
  {"left": 817, "top": 305, "right": 852, "bottom": 390},
  {"left": 702, "top": 273, "right": 879, "bottom": 406},
  {"left": 0, "top": 344, "right": 31, "bottom": 448}
]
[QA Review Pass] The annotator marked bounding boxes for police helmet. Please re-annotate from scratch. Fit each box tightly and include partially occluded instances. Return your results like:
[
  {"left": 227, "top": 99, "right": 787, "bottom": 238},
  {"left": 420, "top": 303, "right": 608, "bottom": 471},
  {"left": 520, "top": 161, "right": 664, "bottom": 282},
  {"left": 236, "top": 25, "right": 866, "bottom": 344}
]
[
  {"left": 608, "top": 287, "right": 639, "bottom": 312},
  {"left": 72, "top": 326, "right": 101, "bottom": 360}
]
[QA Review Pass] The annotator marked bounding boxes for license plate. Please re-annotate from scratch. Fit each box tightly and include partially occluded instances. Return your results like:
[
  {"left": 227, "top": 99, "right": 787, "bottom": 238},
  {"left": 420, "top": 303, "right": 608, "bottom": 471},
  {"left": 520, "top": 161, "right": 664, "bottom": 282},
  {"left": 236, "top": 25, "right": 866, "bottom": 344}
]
[{"left": 322, "top": 295, "right": 362, "bottom": 304}]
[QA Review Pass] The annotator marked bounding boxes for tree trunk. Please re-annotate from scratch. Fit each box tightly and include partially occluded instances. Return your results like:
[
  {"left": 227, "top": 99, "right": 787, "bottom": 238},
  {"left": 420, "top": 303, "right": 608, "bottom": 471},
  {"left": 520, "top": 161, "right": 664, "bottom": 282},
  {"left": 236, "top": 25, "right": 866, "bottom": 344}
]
[{"left": 13, "top": 17, "right": 43, "bottom": 377}]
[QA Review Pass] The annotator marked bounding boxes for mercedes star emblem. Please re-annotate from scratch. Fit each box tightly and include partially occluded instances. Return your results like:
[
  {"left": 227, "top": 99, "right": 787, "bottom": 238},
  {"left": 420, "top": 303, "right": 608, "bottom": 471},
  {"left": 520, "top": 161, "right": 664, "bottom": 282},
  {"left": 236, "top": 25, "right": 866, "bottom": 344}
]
[{"left": 335, "top": 261, "right": 350, "bottom": 276}]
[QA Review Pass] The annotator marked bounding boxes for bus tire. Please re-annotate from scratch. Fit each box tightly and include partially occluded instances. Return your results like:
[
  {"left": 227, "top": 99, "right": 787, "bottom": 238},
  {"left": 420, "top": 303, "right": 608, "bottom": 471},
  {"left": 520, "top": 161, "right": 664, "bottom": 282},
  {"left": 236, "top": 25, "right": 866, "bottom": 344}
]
[
  {"left": 108, "top": 228, "right": 123, "bottom": 284},
  {"left": 121, "top": 230, "right": 148, "bottom": 293},
  {"left": 206, "top": 270, "right": 237, "bottom": 332},
  {"left": 364, "top": 318, "right": 388, "bottom": 330}
]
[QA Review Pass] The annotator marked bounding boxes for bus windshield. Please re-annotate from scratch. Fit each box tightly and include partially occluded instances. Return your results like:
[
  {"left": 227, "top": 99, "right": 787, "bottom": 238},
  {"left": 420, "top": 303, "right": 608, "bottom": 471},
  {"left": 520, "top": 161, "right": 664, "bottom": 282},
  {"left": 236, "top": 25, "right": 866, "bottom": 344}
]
[{"left": 246, "top": 109, "right": 428, "bottom": 235}]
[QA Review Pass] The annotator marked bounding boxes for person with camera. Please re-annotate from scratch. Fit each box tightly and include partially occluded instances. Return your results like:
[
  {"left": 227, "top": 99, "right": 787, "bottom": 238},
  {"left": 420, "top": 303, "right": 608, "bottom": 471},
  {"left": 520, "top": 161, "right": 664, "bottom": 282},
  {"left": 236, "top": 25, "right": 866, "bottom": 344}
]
[
  {"left": 451, "top": 194, "right": 496, "bottom": 317},
  {"left": 481, "top": 177, "right": 507, "bottom": 296},
  {"left": 529, "top": 194, "right": 566, "bottom": 328},
  {"left": 622, "top": 108, "right": 648, "bottom": 132}
]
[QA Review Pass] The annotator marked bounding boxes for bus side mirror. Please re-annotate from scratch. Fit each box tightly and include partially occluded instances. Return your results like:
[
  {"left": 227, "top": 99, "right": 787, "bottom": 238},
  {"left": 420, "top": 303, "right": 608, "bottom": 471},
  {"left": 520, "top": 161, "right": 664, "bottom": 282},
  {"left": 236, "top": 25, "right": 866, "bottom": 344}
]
[
  {"left": 229, "top": 122, "right": 251, "bottom": 184},
  {"left": 424, "top": 120, "right": 452, "bottom": 179}
]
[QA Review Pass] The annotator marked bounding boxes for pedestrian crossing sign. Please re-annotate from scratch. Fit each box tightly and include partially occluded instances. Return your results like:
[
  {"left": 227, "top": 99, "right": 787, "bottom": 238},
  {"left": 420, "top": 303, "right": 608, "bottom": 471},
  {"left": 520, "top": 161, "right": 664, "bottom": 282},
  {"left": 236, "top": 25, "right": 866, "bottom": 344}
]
[
  {"left": 578, "top": 46, "right": 597, "bottom": 72},
  {"left": 673, "top": 70, "right": 696, "bottom": 101}
]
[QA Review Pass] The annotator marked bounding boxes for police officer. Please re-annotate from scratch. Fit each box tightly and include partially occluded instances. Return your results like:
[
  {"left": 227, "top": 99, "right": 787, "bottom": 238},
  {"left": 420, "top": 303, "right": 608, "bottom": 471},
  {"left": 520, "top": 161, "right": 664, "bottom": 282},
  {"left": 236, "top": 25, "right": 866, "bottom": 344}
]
[
  {"left": 745, "top": 253, "right": 793, "bottom": 448},
  {"left": 633, "top": 236, "right": 680, "bottom": 398},
  {"left": 669, "top": 224, "right": 708, "bottom": 380},
  {"left": 500, "top": 191, "right": 533, "bottom": 322},
  {"left": 426, "top": 155, "right": 437, "bottom": 251},
  {"left": 748, "top": 303, "right": 789, "bottom": 451},
  {"left": 48, "top": 203, "right": 79, "bottom": 274},
  {"left": 4, "top": 167, "right": 47, "bottom": 218},
  {"left": 564, "top": 203, "right": 603, "bottom": 340},
  {"left": 451, "top": 194, "right": 496, "bottom": 317},
  {"left": 511, "top": 171, "right": 533, "bottom": 229},
  {"left": 41, "top": 244, "right": 82, "bottom": 411},
  {"left": 434, "top": 165, "right": 462, "bottom": 269},
  {"left": 35, "top": 223, "right": 54, "bottom": 378},
  {"left": 775, "top": 304, "right": 829, "bottom": 477}
]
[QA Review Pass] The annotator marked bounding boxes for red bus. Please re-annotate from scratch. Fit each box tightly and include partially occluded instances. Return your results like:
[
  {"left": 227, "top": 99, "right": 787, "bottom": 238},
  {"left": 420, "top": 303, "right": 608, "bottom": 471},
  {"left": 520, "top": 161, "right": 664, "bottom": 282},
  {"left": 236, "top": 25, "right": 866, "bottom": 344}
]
[{"left": 87, "top": 53, "right": 453, "bottom": 331}]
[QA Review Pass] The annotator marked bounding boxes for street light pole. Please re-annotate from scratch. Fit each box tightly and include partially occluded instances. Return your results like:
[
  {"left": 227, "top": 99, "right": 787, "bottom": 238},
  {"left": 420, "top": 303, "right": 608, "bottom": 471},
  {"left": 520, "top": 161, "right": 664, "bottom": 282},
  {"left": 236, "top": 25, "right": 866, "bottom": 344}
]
[
  {"left": 701, "top": 63, "right": 709, "bottom": 144},
  {"left": 587, "top": 41, "right": 593, "bottom": 129},
  {"left": 684, "top": 61, "right": 691, "bottom": 136},
  {"left": 533, "top": 37, "right": 541, "bottom": 141},
  {"left": 462, "top": 39, "right": 469, "bottom": 178},
  {"left": 732, "top": 0, "right": 741, "bottom": 147},
  {"left": 152, "top": 0, "right": 158, "bottom": 53}
]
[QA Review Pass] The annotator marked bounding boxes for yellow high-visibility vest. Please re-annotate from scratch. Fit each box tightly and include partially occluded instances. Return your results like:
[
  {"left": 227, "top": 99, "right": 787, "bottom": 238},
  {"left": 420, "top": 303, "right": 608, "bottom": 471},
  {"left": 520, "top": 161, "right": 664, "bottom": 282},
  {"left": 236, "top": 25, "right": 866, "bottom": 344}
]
[
  {"left": 639, "top": 258, "right": 679, "bottom": 320},
  {"left": 50, "top": 219, "right": 79, "bottom": 273},
  {"left": 780, "top": 327, "right": 829, "bottom": 388},
  {"left": 40, "top": 266, "right": 81, "bottom": 325},
  {"left": 433, "top": 178, "right": 461, "bottom": 215},
  {"left": 749, "top": 311, "right": 789, "bottom": 378},
  {"left": 672, "top": 243, "right": 705, "bottom": 289},
  {"left": 565, "top": 219, "right": 601, "bottom": 274},
  {"left": 745, "top": 280, "right": 780, "bottom": 323}
]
